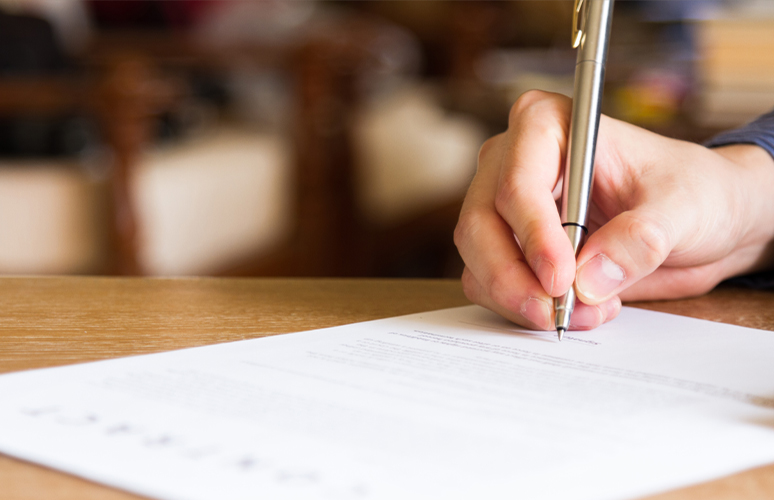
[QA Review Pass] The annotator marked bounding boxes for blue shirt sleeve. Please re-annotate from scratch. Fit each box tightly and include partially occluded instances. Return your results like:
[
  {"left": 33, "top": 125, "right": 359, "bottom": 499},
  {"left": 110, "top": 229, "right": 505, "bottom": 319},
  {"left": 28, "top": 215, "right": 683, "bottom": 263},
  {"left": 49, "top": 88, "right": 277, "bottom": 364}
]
[{"left": 704, "top": 109, "right": 774, "bottom": 160}]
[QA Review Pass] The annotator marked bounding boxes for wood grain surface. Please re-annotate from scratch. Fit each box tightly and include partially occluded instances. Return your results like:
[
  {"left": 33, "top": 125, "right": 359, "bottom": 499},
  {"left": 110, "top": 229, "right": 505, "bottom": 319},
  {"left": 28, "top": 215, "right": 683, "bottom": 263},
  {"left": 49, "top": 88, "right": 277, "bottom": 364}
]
[{"left": 0, "top": 277, "right": 772, "bottom": 500}]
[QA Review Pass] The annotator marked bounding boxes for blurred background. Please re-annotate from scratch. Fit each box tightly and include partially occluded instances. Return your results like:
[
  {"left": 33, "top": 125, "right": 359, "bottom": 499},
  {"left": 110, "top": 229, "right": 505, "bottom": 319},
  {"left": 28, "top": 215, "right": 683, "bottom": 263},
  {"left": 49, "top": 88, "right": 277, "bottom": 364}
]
[{"left": 0, "top": 0, "right": 772, "bottom": 278}]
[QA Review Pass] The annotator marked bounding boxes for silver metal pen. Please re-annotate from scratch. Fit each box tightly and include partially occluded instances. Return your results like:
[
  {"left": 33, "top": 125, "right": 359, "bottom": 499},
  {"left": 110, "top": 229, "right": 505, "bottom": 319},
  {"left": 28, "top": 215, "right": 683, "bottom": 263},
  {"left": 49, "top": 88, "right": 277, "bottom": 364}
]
[{"left": 555, "top": 0, "right": 615, "bottom": 341}]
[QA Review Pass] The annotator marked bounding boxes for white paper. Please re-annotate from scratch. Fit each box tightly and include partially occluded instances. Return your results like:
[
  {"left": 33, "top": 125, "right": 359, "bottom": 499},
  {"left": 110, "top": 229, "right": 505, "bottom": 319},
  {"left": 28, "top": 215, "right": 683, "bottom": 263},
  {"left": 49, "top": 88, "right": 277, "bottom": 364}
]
[{"left": 1, "top": 305, "right": 774, "bottom": 500}]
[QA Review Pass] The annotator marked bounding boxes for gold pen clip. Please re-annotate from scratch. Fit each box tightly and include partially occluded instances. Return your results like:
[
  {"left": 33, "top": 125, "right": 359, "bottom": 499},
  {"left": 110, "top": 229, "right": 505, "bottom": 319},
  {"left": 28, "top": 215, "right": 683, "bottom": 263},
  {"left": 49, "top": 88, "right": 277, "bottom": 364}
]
[{"left": 572, "top": 0, "right": 586, "bottom": 48}]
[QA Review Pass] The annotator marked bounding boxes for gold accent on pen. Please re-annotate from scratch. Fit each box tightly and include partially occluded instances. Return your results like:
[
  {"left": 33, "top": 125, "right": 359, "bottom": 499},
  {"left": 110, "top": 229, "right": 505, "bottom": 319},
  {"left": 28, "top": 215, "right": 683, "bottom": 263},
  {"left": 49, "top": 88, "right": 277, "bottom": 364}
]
[{"left": 572, "top": 0, "right": 586, "bottom": 48}]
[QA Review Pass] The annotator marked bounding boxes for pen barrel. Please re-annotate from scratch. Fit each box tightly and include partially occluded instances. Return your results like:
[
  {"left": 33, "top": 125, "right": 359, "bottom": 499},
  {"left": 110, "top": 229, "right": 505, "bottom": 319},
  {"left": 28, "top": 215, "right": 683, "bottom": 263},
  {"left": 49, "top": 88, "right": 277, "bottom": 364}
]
[
  {"left": 555, "top": 0, "right": 613, "bottom": 334},
  {"left": 564, "top": 223, "right": 586, "bottom": 258},
  {"left": 561, "top": 0, "right": 614, "bottom": 228},
  {"left": 578, "top": 0, "right": 614, "bottom": 65},
  {"left": 561, "top": 59, "right": 605, "bottom": 227},
  {"left": 554, "top": 224, "right": 586, "bottom": 330}
]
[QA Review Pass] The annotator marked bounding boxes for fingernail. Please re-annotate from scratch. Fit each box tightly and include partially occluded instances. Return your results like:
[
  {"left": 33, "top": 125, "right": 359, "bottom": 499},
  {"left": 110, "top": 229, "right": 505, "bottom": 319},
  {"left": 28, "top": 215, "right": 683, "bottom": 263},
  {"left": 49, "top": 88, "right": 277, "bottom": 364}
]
[
  {"left": 521, "top": 297, "right": 551, "bottom": 330},
  {"left": 576, "top": 254, "right": 626, "bottom": 301},
  {"left": 533, "top": 256, "right": 556, "bottom": 296},
  {"left": 569, "top": 305, "right": 603, "bottom": 330}
]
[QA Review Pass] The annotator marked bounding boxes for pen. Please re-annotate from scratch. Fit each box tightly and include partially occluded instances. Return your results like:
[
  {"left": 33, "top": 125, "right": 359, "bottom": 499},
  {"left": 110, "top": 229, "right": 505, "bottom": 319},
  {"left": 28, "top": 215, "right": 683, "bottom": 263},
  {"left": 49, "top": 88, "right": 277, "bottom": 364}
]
[{"left": 555, "top": 0, "right": 615, "bottom": 341}]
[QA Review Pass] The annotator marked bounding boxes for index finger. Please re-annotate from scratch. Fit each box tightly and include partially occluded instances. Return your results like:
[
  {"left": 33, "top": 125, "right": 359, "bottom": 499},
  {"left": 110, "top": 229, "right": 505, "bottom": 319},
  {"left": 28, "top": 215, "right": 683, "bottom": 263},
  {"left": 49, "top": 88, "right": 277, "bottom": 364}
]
[
  {"left": 494, "top": 90, "right": 577, "bottom": 297},
  {"left": 455, "top": 135, "right": 554, "bottom": 330}
]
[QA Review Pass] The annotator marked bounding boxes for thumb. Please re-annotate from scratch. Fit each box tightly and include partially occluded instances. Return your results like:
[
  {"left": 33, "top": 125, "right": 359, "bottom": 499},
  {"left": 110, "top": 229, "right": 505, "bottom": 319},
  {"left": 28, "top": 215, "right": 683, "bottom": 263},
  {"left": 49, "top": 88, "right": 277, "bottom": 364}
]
[{"left": 574, "top": 209, "right": 675, "bottom": 305}]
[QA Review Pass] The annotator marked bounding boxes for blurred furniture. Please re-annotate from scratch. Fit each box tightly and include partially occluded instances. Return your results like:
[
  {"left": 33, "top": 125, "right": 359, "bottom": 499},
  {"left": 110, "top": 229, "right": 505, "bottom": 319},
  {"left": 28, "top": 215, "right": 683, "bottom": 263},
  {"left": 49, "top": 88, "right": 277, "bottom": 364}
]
[
  {"left": 2, "top": 3, "right": 593, "bottom": 278},
  {"left": 694, "top": 14, "right": 774, "bottom": 128},
  {"left": 0, "top": 21, "right": 366, "bottom": 276},
  {"left": 0, "top": 60, "right": 179, "bottom": 274},
  {"left": 1, "top": 277, "right": 774, "bottom": 499},
  {"left": 78, "top": 17, "right": 477, "bottom": 278},
  {"left": 351, "top": 85, "right": 485, "bottom": 277},
  {"left": 132, "top": 128, "right": 293, "bottom": 276},
  {"left": 0, "top": 159, "right": 108, "bottom": 274}
]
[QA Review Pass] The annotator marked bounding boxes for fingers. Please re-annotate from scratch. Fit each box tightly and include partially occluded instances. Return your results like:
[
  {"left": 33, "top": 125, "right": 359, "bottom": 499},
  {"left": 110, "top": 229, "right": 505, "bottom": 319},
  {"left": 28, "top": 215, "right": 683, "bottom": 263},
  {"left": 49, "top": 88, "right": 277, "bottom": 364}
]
[
  {"left": 460, "top": 88, "right": 755, "bottom": 317},
  {"left": 575, "top": 208, "right": 677, "bottom": 305},
  {"left": 462, "top": 267, "right": 622, "bottom": 331},
  {"left": 461, "top": 267, "right": 551, "bottom": 330},
  {"left": 456, "top": 90, "right": 631, "bottom": 329},
  {"left": 570, "top": 295, "right": 622, "bottom": 331},
  {"left": 456, "top": 130, "right": 553, "bottom": 330},
  {"left": 494, "top": 91, "right": 578, "bottom": 296},
  {"left": 618, "top": 263, "right": 724, "bottom": 302},
  {"left": 456, "top": 201, "right": 554, "bottom": 330}
]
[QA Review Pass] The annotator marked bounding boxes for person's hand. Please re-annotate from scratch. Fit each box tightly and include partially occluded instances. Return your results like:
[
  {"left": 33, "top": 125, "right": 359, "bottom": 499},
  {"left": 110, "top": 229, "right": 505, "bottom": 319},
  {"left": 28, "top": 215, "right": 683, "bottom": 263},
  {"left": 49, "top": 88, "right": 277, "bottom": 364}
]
[{"left": 454, "top": 90, "right": 774, "bottom": 331}]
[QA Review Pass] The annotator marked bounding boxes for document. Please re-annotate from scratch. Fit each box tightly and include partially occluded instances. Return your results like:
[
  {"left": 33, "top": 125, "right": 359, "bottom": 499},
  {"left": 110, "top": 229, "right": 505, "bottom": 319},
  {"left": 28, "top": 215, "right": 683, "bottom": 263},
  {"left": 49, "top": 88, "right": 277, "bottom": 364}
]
[{"left": 1, "top": 305, "right": 773, "bottom": 500}]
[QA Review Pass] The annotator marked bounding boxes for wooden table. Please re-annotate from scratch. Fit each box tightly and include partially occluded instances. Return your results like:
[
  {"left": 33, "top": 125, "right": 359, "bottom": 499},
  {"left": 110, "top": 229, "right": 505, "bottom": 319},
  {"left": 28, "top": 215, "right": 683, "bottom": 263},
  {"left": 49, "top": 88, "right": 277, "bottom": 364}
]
[{"left": 1, "top": 277, "right": 773, "bottom": 500}]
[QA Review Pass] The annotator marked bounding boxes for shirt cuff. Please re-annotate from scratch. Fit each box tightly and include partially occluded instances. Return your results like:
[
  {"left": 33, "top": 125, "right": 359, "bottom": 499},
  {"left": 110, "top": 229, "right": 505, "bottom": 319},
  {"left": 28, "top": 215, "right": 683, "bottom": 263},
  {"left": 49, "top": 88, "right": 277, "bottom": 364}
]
[
  {"left": 704, "top": 109, "right": 774, "bottom": 161},
  {"left": 724, "top": 271, "right": 774, "bottom": 290}
]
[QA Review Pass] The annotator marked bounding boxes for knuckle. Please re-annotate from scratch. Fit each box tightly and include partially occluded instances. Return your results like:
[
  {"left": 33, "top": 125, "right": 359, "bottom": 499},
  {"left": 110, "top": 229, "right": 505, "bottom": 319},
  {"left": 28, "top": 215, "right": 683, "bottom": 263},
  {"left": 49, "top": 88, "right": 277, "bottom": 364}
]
[
  {"left": 493, "top": 176, "right": 519, "bottom": 216},
  {"left": 485, "top": 270, "right": 515, "bottom": 309},
  {"left": 509, "top": 89, "right": 549, "bottom": 121},
  {"left": 627, "top": 216, "right": 671, "bottom": 270},
  {"left": 454, "top": 210, "right": 481, "bottom": 250},
  {"left": 509, "top": 90, "right": 569, "bottom": 131},
  {"left": 477, "top": 136, "right": 499, "bottom": 169},
  {"left": 461, "top": 269, "right": 480, "bottom": 303},
  {"left": 518, "top": 218, "right": 544, "bottom": 253}
]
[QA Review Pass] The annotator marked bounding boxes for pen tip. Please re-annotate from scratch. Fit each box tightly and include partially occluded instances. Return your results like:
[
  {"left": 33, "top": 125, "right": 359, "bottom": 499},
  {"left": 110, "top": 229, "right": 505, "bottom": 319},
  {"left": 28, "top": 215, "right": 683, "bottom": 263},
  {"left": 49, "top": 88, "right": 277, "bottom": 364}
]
[{"left": 556, "top": 328, "right": 565, "bottom": 342}]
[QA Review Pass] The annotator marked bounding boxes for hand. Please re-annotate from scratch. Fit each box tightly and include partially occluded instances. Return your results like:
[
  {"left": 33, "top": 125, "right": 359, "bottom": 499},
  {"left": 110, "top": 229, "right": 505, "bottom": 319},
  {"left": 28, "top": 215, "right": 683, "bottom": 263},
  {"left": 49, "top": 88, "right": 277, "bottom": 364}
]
[{"left": 454, "top": 90, "right": 774, "bottom": 331}]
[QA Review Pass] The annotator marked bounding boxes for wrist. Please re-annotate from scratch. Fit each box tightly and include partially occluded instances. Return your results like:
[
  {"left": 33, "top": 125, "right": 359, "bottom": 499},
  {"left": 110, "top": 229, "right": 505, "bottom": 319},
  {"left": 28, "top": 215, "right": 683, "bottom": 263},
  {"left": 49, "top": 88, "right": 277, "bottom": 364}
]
[{"left": 712, "top": 144, "right": 774, "bottom": 273}]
